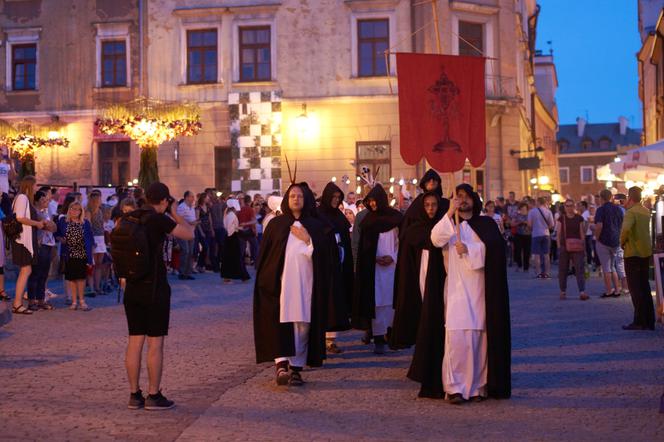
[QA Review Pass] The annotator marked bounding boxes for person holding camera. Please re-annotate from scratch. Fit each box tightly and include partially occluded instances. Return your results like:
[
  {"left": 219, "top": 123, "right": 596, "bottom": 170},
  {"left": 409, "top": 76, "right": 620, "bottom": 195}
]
[{"left": 121, "top": 183, "right": 194, "bottom": 410}]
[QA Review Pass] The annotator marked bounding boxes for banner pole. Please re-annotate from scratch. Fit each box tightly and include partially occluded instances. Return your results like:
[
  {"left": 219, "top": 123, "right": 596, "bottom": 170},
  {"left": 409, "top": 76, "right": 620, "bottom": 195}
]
[{"left": 431, "top": 0, "right": 442, "bottom": 55}]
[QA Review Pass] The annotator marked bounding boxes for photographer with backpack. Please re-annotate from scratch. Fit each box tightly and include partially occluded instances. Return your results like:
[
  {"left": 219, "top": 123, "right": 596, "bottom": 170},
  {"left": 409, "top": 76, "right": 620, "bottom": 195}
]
[{"left": 111, "top": 182, "right": 194, "bottom": 411}]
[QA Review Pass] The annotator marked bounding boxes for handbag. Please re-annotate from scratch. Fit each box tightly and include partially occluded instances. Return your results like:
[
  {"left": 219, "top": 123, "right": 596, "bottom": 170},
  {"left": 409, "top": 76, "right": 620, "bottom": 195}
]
[
  {"left": 2, "top": 197, "right": 24, "bottom": 241},
  {"left": 562, "top": 216, "right": 584, "bottom": 253}
]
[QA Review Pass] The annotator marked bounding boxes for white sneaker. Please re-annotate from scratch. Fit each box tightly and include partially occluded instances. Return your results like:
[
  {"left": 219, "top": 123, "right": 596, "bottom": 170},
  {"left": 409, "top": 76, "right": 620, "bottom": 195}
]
[{"left": 46, "top": 289, "right": 59, "bottom": 299}]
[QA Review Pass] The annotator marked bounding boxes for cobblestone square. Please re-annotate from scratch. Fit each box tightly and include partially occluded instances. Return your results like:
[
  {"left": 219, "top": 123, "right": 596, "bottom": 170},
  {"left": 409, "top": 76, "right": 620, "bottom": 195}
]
[{"left": 1, "top": 269, "right": 662, "bottom": 441}]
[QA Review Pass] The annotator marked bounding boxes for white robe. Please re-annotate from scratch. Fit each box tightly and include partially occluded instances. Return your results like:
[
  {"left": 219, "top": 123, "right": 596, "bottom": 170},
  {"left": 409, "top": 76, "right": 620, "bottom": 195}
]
[
  {"left": 431, "top": 214, "right": 488, "bottom": 399},
  {"left": 279, "top": 221, "right": 315, "bottom": 323},
  {"left": 373, "top": 227, "right": 398, "bottom": 335}
]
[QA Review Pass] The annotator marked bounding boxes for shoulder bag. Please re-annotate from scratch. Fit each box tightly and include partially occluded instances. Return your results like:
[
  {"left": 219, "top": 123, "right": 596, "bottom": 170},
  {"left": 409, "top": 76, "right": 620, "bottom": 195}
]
[{"left": 562, "top": 216, "right": 584, "bottom": 253}]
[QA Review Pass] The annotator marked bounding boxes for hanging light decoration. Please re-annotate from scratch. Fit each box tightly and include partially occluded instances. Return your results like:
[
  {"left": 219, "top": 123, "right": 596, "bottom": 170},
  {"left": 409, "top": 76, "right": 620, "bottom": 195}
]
[{"left": 0, "top": 119, "right": 70, "bottom": 159}]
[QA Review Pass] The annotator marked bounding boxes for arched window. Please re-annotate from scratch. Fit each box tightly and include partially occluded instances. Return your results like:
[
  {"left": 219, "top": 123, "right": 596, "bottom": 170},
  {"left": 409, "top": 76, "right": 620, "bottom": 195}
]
[
  {"left": 581, "top": 138, "right": 593, "bottom": 150},
  {"left": 558, "top": 139, "right": 569, "bottom": 152}
]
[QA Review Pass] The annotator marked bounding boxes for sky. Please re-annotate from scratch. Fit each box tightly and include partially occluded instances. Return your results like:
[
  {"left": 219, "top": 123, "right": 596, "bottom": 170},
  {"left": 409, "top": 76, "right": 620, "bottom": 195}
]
[{"left": 537, "top": 0, "right": 642, "bottom": 127}]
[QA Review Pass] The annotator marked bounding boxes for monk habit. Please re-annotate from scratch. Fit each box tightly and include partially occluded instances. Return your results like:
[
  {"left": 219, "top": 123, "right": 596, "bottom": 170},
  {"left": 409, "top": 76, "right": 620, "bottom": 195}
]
[
  {"left": 353, "top": 185, "right": 403, "bottom": 336},
  {"left": 400, "top": 169, "right": 449, "bottom": 240},
  {"left": 408, "top": 184, "right": 511, "bottom": 400},
  {"left": 253, "top": 184, "right": 330, "bottom": 368},
  {"left": 318, "top": 182, "right": 354, "bottom": 332},
  {"left": 390, "top": 192, "right": 446, "bottom": 350}
]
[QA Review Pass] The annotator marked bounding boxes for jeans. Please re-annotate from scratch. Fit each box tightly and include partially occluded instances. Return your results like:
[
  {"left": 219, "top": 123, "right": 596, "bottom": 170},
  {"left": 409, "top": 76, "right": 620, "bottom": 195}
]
[
  {"left": 558, "top": 249, "right": 586, "bottom": 293},
  {"left": 27, "top": 244, "right": 54, "bottom": 302},
  {"left": 624, "top": 256, "right": 655, "bottom": 328},
  {"left": 177, "top": 239, "right": 195, "bottom": 276},
  {"left": 585, "top": 235, "right": 600, "bottom": 267}
]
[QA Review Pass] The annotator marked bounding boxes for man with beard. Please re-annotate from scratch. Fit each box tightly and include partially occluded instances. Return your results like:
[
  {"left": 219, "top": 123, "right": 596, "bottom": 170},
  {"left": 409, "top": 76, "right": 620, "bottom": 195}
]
[
  {"left": 390, "top": 192, "right": 445, "bottom": 350},
  {"left": 253, "top": 184, "right": 330, "bottom": 386},
  {"left": 318, "top": 182, "right": 354, "bottom": 353},
  {"left": 400, "top": 169, "right": 449, "bottom": 238},
  {"left": 353, "top": 184, "right": 403, "bottom": 354},
  {"left": 408, "top": 184, "right": 511, "bottom": 404}
]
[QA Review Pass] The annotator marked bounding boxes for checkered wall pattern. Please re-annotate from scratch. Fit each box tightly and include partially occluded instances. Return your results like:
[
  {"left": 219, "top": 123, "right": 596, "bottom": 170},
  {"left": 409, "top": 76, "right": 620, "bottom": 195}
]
[{"left": 228, "top": 91, "right": 282, "bottom": 195}]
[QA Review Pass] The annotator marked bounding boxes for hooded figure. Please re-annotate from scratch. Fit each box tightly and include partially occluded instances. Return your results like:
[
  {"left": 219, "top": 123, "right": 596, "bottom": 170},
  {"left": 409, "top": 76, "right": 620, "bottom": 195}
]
[
  {"left": 390, "top": 192, "right": 446, "bottom": 350},
  {"left": 408, "top": 183, "right": 511, "bottom": 401},
  {"left": 318, "top": 182, "right": 353, "bottom": 333},
  {"left": 262, "top": 195, "right": 283, "bottom": 231},
  {"left": 253, "top": 183, "right": 331, "bottom": 385},
  {"left": 353, "top": 184, "right": 403, "bottom": 353}
]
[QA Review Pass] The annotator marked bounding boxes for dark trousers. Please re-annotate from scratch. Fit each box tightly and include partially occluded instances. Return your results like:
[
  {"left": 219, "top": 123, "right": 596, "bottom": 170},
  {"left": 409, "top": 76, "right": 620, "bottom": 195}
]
[
  {"left": 558, "top": 249, "right": 586, "bottom": 293},
  {"left": 239, "top": 234, "right": 258, "bottom": 265},
  {"left": 514, "top": 234, "right": 531, "bottom": 271},
  {"left": 212, "top": 227, "right": 226, "bottom": 271},
  {"left": 177, "top": 239, "right": 194, "bottom": 276},
  {"left": 624, "top": 256, "right": 655, "bottom": 328},
  {"left": 27, "top": 244, "right": 54, "bottom": 302},
  {"left": 585, "top": 235, "right": 600, "bottom": 267}
]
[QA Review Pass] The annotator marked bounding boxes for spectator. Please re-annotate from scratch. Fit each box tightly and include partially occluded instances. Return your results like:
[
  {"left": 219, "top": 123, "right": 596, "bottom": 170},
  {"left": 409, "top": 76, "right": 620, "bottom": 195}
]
[
  {"left": 123, "top": 182, "right": 195, "bottom": 410},
  {"left": 483, "top": 200, "right": 504, "bottom": 234},
  {"left": 57, "top": 201, "right": 94, "bottom": 311},
  {"left": 620, "top": 187, "right": 655, "bottom": 330},
  {"left": 0, "top": 199, "right": 6, "bottom": 302},
  {"left": 26, "top": 190, "right": 58, "bottom": 310},
  {"left": 195, "top": 193, "right": 214, "bottom": 273},
  {"left": 10, "top": 176, "right": 45, "bottom": 315},
  {"left": 0, "top": 155, "right": 15, "bottom": 195},
  {"left": 527, "top": 196, "right": 555, "bottom": 278},
  {"left": 253, "top": 200, "right": 266, "bottom": 242},
  {"left": 86, "top": 191, "right": 106, "bottom": 296},
  {"left": 594, "top": 189, "right": 625, "bottom": 298},
  {"left": 209, "top": 193, "right": 226, "bottom": 272},
  {"left": 237, "top": 194, "right": 258, "bottom": 266},
  {"left": 176, "top": 191, "right": 197, "bottom": 280},
  {"left": 220, "top": 199, "right": 250, "bottom": 283},
  {"left": 58, "top": 193, "right": 77, "bottom": 305},
  {"left": 557, "top": 199, "right": 588, "bottom": 301},
  {"left": 513, "top": 202, "right": 531, "bottom": 272}
]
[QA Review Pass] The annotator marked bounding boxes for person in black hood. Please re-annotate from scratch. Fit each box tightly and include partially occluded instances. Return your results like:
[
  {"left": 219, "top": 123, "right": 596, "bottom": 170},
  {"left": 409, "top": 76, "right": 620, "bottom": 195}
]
[
  {"left": 253, "top": 183, "right": 331, "bottom": 386},
  {"left": 318, "top": 182, "right": 354, "bottom": 353},
  {"left": 353, "top": 184, "right": 403, "bottom": 354},
  {"left": 401, "top": 169, "right": 449, "bottom": 239},
  {"left": 408, "top": 183, "right": 511, "bottom": 403},
  {"left": 390, "top": 192, "right": 446, "bottom": 351}
]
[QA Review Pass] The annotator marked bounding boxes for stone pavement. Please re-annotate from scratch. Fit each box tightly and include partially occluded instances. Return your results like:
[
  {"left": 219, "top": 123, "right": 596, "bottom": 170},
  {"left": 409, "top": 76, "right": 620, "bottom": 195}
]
[{"left": 0, "top": 268, "right": 663, "bottom": 441}]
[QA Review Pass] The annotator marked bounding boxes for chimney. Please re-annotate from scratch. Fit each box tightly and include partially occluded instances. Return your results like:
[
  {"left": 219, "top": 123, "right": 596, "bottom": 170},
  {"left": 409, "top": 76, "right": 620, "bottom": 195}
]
[
  {"left": 618, "top": 116, "right": 628, "bottom": 135},
  {"left": 576, "top": 117, "right": 586, "bottom": 137}
]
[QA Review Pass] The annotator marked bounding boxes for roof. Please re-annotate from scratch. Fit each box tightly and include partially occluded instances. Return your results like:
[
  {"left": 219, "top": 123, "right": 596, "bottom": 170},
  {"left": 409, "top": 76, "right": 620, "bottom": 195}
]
[{"left": 556, "top": 123, "right": 642, "bottom": 154}]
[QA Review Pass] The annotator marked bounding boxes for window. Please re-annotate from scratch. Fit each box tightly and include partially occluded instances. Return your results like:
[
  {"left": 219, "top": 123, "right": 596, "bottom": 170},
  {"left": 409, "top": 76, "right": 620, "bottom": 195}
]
[
  {"left": 458, "top": 21, "right": 483, "bottom": 57},
  {"left": 559, "top": 167, "right": 570, "bottom": 185},
  {"left": 101, "top": 41, "right": 127, "bottom": 87},
  {"left": 187, "top": 29, "right": 217, "bottom": 84},
  {"left": 98, "top": 142, "right": 130, "bottom": 186},
  {"left": 580, "top": 166, "right": 594, "bottom": 184},
  {"left": 356, "top": 141, "right": 391, "bottom": 184},
  {"left": 558, "top": 140, "right": 569, "bottom": 152},
  {"left": 12, "top": 44, "right": 36, "bottom": 90},
  {"left": 239, "top": 26, "right": 271, "bottom": 82},
  {"left": 358, "top": 19, "right": 389, "bottom": 77},
  {"left": 599, "top": 137, "right": 611, "bottom": 150},
  {"left": 581, "top": 138, "right": 593, "bottom": 150},
  {"left": 215, "top": 146, "right": 232, "bottom": 193}
]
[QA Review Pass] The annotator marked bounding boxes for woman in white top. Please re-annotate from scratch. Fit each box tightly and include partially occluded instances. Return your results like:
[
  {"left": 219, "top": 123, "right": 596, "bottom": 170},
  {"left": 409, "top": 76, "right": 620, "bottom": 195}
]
[
  {"left": 11, "top": 176, "right": 46, "bottom": 315},
  {"left": 220, "top": 199, "right": 250, "bottom": 282}
]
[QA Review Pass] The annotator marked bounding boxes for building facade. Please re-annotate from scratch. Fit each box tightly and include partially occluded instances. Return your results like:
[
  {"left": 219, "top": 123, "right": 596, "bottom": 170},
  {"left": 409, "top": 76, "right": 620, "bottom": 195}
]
[
  {"left": 557, "top": 118, "right": 641, "bottom": 200},
  {"left": 1, "top": 0, "right": 559, "bottom": 200},
  {"left": 637, "top": 1, "right": 664, "bottom": 146}
]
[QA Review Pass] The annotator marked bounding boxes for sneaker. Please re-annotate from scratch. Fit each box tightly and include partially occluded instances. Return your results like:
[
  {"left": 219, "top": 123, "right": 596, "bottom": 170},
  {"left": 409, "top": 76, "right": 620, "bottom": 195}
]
[
  {"left": 128, "top": 389, "right": 145, "bottom": 410},
  {"left": 145, "top": 391, "right": 175, "bottom": 411},
  {"left": 45, "top": 289, "right": 58, "bottom": 299}
]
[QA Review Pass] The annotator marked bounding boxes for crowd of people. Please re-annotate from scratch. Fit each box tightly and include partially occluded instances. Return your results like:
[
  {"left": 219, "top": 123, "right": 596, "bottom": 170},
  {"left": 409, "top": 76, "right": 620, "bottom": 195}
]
[{"left": 0, "top": 167, "right": 656, "bottom": 409}]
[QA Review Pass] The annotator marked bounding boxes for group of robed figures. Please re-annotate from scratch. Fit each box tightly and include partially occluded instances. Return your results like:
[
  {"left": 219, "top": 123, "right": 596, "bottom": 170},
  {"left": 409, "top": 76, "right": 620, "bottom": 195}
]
[{"left": 253, "top": 169, "right": 511, "bottom": 403}]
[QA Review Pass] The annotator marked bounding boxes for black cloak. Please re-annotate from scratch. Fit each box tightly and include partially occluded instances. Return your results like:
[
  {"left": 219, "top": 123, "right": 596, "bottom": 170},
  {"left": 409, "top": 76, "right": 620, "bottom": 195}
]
[
  {"left": 389, "top": 192, "right": 446, "bottom": 350},
  {"left": 352, "top": 185, "right": 403, "bottom": 330},
  {"left": 400, "top": 169, "right": 449, "bottom": 240},
  {"left": 407, "top": 184, "right": 511, "bottom": 399},
  {"left": 253, "top": 183, "right": 330, "bottom": 367},
  {"left": 318, "top": 182, "right": 353, "bottom": 331}
]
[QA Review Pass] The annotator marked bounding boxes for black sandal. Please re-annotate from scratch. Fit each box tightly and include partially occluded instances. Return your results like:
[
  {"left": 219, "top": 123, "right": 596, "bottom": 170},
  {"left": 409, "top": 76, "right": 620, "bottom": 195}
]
[
  {"left": 12, "top": 304, "right": 33, "bottom": 315},
  {"left": 276, "top": 365, "right": 289, "bottom": 386},
  {"left": 0, "top": 290, "right": 9, "bottom": 301},
  {"left": 599, "top": 291, "right": 615, "bottom": 298}
]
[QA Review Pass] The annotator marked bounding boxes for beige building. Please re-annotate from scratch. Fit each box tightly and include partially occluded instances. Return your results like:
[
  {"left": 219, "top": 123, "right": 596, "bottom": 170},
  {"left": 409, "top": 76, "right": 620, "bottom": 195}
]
[
  {"left": 1, "top": 0, "right": 558, "bottom": 200},
  {"left": 0, "top": 0, "right": 143, "bottom": 187},
  {"left": 637, "top": 1, "right": 664, "bottom": 146}
]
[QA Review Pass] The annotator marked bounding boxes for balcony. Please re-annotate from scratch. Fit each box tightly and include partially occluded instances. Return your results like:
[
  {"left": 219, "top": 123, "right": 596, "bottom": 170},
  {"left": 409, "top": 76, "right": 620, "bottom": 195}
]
[{"left": 485, "top": 75, "right": 518, "bottom": 102}]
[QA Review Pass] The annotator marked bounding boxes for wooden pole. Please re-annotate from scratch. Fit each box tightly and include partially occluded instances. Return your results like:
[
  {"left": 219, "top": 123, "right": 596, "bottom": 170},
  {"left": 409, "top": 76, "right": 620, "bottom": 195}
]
[{"left": 431, "top": 0, "right": 442, "bottom": 55}]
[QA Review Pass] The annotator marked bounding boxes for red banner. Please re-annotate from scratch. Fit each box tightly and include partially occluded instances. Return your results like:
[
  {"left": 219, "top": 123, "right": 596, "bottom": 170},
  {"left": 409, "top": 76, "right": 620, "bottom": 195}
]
[{"left": 397, "top": 53, "right": 486, "bottom": 172}]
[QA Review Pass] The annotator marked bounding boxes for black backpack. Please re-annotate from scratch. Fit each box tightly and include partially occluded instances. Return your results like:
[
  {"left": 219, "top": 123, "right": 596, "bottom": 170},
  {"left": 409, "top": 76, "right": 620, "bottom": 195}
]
[{"left": 110, "top": 209, "right": 153, "bottom": 283}]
